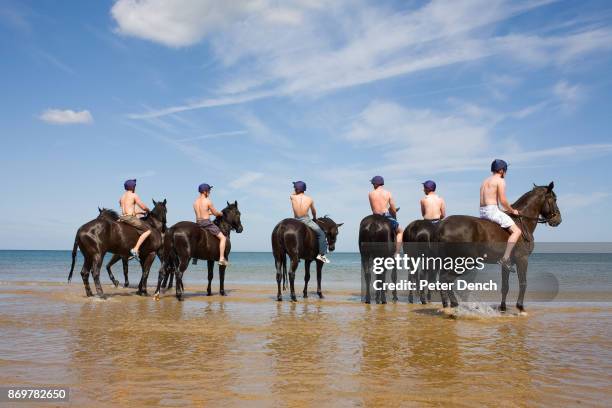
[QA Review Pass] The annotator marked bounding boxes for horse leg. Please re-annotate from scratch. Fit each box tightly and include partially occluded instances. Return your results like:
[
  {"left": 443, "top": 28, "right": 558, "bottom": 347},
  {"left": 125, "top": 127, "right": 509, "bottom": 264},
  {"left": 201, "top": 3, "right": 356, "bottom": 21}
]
[
  {"left": 500, "top": 263, "right": 510, "bottom": 312},
  {"left": 289, "top": 257, "right": 299, "bottom": 302},
  {"left": 362, "top": 256, "right": 371, "bottom": 304},
  {"left": 303, "top": 260, "right": 311, "bottom": 298},
  {"left": 175, "top": 257, "right": 189, "bottom": 301},
  {"left": 516, "top": 257, "right": 528, "bottom": 314},
  {"left": 206, "top": 260, "right": 214, "bottom": 296},
  {"left": 91, "top": 256, "right": 105, "bottom": 298},
  {"left": 439, "top": 269, "right": 449, "bottom": 308},
  {"left": 80, "top": 258, "right": 93, "bottom": 297},
  {"left": 137, "top": 253, "right": 156, "bottom": 296},
  {"left": 105, "top": 254, "right": 121, "bottom": 288},
  {"left": 391, "top": 265, "right": 398, "bottom": 303},
  {"left": 219, "top": 263, "right": 227, "bottom": 296},
  {"left": 419, "top": 267, "right": 427, "bottom": 305},
  {"left": 122, "top": 257, "right": 129, "bottom": 288},
  {"left": 275, "top": 255, "right": 283, "bottom": 301},
  {"left": 154, "top": 261, "right": 168, "bottom": 301},
  {"left": 377, "top": 261, "right": 387, "bottom": 305},
  {"left": 316, "top": 260, "right": 324, "bottom": 299}
]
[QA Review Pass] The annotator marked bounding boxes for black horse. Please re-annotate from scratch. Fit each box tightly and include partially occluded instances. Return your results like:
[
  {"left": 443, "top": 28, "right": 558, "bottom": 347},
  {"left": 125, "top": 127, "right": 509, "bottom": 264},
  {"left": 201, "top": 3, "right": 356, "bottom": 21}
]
[
  {"left": 154, "top": 201, "right": 243, "bottom": 301},
  {"left": 403, "top": 220, "right": 439, "bottom": 304},
  {"left": 271, "top": 216, "right": 342, "bottom": 301},
  {"left": 436, "top": 183, "right": 561, "bottom": 313},
  {"left": 359, "top": 214, "right": 398, "bottom": 304},
  {"left": 68, "top": 200, "right": 167, "bottom": 298}
]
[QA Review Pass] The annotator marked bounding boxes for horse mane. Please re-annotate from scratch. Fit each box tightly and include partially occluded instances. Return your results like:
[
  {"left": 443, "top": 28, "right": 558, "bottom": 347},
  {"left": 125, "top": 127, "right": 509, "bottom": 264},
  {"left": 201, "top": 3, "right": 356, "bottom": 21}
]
[
  {"left": 512, "top": 185, "right": 547, "bottom": 209},
  {"left": 98, "top": 208, "right": 119, "bottom": 221}
]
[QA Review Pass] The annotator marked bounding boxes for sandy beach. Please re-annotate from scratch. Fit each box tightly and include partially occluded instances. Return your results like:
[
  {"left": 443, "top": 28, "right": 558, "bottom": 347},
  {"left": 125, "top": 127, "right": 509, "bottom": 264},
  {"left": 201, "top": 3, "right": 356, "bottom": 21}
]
[{"left": 1, "top": 280, "right": 611, "bottom": 407}]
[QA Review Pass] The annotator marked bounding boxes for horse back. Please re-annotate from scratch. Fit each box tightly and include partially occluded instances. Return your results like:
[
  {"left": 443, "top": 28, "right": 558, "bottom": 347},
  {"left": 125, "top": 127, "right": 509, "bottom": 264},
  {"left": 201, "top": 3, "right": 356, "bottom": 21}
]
[{"left": 272, "top": 218, "right": 317, "bottom": 261}]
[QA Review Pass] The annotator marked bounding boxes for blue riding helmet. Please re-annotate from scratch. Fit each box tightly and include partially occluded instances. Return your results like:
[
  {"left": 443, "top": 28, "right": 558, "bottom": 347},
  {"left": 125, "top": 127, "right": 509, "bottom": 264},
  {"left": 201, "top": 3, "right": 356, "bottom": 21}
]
[
  {"left": 370, "top": 175, "right": 384, "bottom": 186},
  {"left": 491, "top": 159, "right": 508, "bottom": 173},
  {"left": 198, "top": 183, "right": 212, "bottom": 193},
  {"left": 293, "top": 181, "right": 306, "bottom": 193},
  {"left": 423, "top": 180, "right": 436, "bottom": 191},
  {"left": 124, "top": 179, "right": 137, "bottom": 191}
]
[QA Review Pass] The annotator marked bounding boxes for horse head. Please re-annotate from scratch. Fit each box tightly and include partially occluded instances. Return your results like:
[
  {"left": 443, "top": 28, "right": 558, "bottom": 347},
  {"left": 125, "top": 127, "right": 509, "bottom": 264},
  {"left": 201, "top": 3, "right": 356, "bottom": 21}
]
[
  {"left": 538, "top": 182, "right": 561, "bottom": 227},
  {"left": 317, "top": 216, "right": 343, "bottom": 252},
  {"left": 150, "top": 199, "right": 168, "bottom": 232},
  {"left": 223, "top": 201, "right": 243, "bottom": 233},
  {"left": 97, "top": 208, "right": 119, "bottom": 222}
]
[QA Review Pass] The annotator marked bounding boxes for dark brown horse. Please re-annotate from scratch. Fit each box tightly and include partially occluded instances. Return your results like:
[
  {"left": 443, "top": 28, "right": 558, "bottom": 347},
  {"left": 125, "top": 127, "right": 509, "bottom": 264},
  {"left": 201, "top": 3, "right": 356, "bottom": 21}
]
[
  {"left": 68, "top": 200, "right": 167, "bottom": 298},
  {"left": 272, "top": 216, "right": 342, "bottom": 301},
  {"left": 359, "top": 214, "right": 397, "bottom": 304},
  {"left": 154, "top": 201, "right": 243, "bottom": 301},
  {"left": 436, "top": 183, "right": 561, "bottom": 312},
  {"left": 403, "top": 219, "right": 439, "bottom": 304}
]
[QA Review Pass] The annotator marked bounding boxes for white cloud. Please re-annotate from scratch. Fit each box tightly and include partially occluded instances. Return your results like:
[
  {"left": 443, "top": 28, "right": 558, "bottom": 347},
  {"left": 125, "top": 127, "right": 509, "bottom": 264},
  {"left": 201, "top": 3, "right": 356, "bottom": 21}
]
[
  {"left": 229, "top": 171, "right": 264, "bottom": 189},
  {"left": 553, "top": 80, "right": 584, "bottom": 110},
  {"left": 39, "top": 109, "right": 93, "bottom": 125},
  {"left": 120, "top": 0, "right": 612, "bottom": 119}
]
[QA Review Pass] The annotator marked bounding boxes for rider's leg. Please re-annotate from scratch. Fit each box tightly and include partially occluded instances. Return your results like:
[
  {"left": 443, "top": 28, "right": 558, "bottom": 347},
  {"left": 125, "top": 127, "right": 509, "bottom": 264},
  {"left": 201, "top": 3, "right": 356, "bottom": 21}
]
[
  {"left": 216, "top": 232, "right": 227, "bottom": 263},
  {"left": 133, "top": 230, "right": 151, "bottom": 253},
  {"left": 502, "top": 224, "right": 521, "bottom": 261}
]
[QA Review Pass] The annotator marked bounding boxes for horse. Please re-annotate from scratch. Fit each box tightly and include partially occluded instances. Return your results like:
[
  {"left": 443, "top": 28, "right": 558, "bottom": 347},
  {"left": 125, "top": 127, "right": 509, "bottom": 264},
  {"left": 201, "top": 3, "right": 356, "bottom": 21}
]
[
  {"left": 435, "top": 183, "right": 561, "bottom": 313},
  {"left": 271, "top": 216, "right": 343, "bottom": 302},
  {"left": 358, "top": 214, "right": 398, "bottom": 304},
  {"left": 403, "top": 220, "right": 439, "bottom": 304},
  {"left": 154, "top": 201, "right": 243, "bottom": 301},
  {"left": 68, "top": 200, "right": 167, "bottom": 298}
]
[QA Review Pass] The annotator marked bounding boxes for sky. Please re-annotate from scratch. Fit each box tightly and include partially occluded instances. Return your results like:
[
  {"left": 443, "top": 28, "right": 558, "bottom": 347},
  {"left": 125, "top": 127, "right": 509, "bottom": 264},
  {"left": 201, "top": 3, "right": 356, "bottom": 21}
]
[{"left": 1, "top": 0, "right": 611, "bottom": 251}]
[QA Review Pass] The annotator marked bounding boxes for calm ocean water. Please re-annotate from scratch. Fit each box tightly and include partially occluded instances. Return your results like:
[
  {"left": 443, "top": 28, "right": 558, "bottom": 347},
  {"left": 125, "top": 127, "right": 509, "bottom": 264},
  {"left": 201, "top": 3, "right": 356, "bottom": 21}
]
[{"left": 0, "top": 250, "right": 611, "bottom": 299}]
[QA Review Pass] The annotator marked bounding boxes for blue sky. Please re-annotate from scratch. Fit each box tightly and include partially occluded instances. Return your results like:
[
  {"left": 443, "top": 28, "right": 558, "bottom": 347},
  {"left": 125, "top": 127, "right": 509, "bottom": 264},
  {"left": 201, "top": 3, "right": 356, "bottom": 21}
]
[{"left": 1, "top": 0, "right": 611, "bottom": 251}]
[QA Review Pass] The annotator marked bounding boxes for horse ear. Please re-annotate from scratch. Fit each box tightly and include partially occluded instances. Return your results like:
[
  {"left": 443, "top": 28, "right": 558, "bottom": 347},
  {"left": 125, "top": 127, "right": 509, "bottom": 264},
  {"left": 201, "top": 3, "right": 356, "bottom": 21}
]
[
  {"left": 227, "top": 201, "right": 230, "bottom": 206},
  {"left": 547, "top": 181, "right": 554, "bottom": 192},
  {"left": 234, "top": 200, "right": 238, "bottom": 207},
  {"left": 163, "top": 198, "right": 167, "bottom": 205},
  {"left": 337, "top": 223, "right": 344, "bottom": 228},
  {"left": 152, "top": 199, "right": 157, "bottom": 206},
  {"left": 98, "top": 207, "right": 102, "bottom": 213},
  {"left": 533, "top": 183, "right": 538, "bottom": 189}
]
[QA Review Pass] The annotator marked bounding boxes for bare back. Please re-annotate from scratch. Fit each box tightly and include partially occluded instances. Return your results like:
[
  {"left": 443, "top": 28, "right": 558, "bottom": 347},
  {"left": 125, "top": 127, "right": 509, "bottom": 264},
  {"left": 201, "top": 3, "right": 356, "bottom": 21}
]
[
  {"left": 194, "top": 196, "right": 214, "bottom": 220},
  {"left": 421, "top": 193, "right": 445, "bottom": 219},
  {"left": 369, "top": 187, "right": 394, "bottom": 215},
  {"left": 290, "top": 193, "right": 314, "bottom": 218},
  {"left": 480, "top": 175, "right": 504, "bottom": 206},
  {"left": 120, "top": 191, "right": 146, "bottom": 216}
]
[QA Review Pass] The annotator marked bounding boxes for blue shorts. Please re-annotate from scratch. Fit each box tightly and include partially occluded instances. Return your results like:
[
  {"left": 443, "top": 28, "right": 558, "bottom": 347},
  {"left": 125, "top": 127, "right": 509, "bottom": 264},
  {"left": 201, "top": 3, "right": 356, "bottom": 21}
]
[{"left": 379, "top": 212, "right": 399, "bottom": 232}]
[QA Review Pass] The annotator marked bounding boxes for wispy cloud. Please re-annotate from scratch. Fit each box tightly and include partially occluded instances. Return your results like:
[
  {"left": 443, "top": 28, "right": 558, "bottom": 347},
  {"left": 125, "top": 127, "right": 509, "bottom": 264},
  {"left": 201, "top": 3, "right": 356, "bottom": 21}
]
[
  {"left": 553, "top": 80, "right": 584, "bottom": 111},
  {"left": 175, "top": 130, "right": 247, "bottom": 142},
  {"left": 229, "top": 171, "right": 264, "bottom": 189},
  {"left": 39, "top": 109, "right": 93, "bottom": 125},
  {"left": 120, "top": 0, "right": 612, "bottom": 119},
  {"left": 33, "top": 50, "right": 75, "bottom": 75}
]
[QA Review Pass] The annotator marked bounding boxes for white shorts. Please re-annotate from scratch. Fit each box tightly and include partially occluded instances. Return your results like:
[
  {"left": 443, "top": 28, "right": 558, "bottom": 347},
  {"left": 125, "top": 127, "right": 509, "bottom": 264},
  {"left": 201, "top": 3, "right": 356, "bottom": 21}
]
[{"left": 479, "top": 205, "right": 515, "bottom": 229}]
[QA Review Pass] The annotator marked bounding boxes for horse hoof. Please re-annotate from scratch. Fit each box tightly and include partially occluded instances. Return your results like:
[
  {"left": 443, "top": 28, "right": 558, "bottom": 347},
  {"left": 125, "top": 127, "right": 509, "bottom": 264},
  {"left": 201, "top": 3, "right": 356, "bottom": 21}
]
[
  {"left": 154, "top": 293, "right": 160, "bottom": 301},
  {"left": 123, "top": 283, "right": 129, "bottom": 288},
  {"left": 220, "top": 290, "right": 227, "bottom": 296},
  {"left": 420, "top": 300, "right": 427, "bottom": 305},
  {"left": 317, "top": 292, "right": 324, "bottom": 299},
  {"left": 392, "top": 296, "right": 398, "bottom": 303},
  {"left": 291, "top": 296, "right": 297, "bottom": 302},
  {"left": 303, "top": 292, "right": 308, "bottom": 298},
  {"left": 277, "top": 296, "right": 283, "bottom": 302},
  {"left": 113, "top": 280, "right": 119, "bottom": 288},
  {"left": 177, "top": 296, "right": 184, "bottom": 302},
  {"left": 499, "top": 303, "right": 507, "bottom": 312},
  {"left": 207, "top": 291, "right": 212, "bottom": 297}
]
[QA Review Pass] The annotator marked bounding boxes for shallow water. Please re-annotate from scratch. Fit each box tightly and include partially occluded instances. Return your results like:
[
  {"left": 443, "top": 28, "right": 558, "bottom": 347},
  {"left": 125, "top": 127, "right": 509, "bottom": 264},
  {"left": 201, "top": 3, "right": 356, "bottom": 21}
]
[
  {"left": 1, "top": 251, "right": 611, "bottom": 406},
  {"left": 0, "top": 281, "right": 610, "bottom": 407}
]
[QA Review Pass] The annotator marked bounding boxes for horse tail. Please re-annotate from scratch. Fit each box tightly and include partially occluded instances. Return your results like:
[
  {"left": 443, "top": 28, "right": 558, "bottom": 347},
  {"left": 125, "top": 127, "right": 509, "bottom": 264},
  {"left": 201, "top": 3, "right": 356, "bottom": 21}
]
[{"left": 68, "top": 234, "right": 78, "bottom": 283}]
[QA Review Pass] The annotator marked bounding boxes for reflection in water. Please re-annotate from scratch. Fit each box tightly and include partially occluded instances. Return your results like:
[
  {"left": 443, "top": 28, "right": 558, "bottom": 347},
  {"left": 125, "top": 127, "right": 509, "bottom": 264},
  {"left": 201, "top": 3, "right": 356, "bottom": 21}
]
[{"left": 0, "top": 283, "right": 610, "bottom": 406}]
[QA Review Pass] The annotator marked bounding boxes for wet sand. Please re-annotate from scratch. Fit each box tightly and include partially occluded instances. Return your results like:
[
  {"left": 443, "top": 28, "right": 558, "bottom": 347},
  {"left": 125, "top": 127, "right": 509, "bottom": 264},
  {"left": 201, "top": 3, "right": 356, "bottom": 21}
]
[{"left": 1, "top": 281, "right": 611, "bottom": 407}]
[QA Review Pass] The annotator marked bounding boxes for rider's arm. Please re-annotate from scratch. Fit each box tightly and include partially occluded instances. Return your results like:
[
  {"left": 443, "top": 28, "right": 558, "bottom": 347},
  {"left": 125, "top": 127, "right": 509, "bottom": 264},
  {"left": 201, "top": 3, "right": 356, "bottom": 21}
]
[
  {"left": 310, "top": 200, "right": 317, "bottom": 220},
  {"left": 134, "top": 194, "right": 150, "bottom": 213},
  {"left": 209, "top": 202, "right": 223, "bottom": 218},
  {"left": 420, "top": 198, "right": 426, "bottom": 217},
  {"left": 440, "top": 198, "right": 446, "bottom": 219},
  {"left": 389, "top": 194, "right": 398, "bottom": 218},
  {"left": 498, "top": 180, "right": 518, "bottom": 214}
]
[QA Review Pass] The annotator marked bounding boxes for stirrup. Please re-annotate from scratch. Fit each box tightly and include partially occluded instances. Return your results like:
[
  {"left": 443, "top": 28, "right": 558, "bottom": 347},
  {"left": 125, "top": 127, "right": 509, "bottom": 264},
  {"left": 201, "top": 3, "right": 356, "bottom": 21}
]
[{"left": 498, "top": 259, "right": 516, "bottom": 273}]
